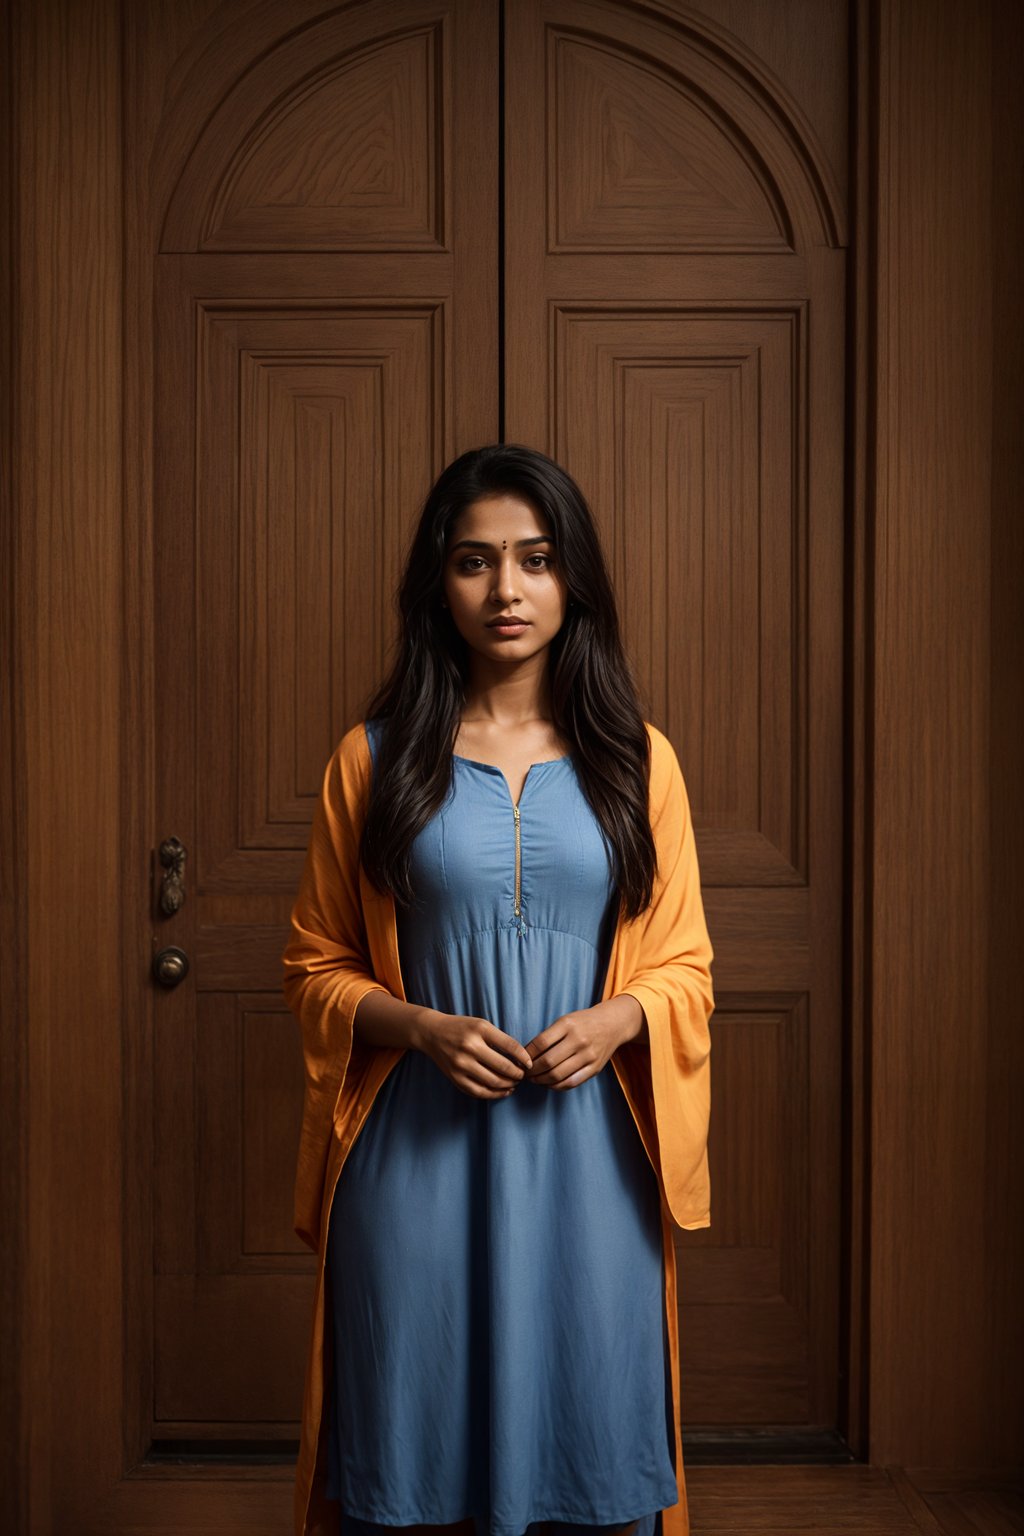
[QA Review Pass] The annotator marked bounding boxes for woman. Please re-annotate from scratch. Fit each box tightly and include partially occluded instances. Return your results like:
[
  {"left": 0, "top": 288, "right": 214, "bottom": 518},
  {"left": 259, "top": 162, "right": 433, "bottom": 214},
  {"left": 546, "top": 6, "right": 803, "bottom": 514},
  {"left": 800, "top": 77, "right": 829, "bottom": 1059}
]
[{"left": 283, "top": 444, "right": 715, "bottom": 1536}]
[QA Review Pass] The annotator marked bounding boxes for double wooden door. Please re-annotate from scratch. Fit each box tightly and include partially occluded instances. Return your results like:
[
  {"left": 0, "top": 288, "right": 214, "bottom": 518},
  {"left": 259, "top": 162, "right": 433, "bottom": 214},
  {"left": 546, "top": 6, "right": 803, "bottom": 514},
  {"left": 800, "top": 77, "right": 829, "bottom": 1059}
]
[{"left": 142, "top": 0, "right": 848, "bottom": 1483}]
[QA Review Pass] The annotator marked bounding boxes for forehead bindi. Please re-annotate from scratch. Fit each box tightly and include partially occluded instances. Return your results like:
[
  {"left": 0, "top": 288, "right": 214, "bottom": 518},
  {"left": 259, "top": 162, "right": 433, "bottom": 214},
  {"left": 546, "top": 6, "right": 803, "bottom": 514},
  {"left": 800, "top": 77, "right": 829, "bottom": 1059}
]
[
  {"left": 449, "top": 532, "right": 554, "bottom": 554},
  {"left": 448, "top": 500, "right": 554, "bottom": 555}
]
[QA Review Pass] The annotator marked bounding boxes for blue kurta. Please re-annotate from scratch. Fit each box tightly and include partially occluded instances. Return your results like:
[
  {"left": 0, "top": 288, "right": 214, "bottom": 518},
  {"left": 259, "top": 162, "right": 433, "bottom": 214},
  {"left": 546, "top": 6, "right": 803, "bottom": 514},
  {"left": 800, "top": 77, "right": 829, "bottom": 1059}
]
[{"left": 323, "top": 719, "right": 678, "bottom": 1536}]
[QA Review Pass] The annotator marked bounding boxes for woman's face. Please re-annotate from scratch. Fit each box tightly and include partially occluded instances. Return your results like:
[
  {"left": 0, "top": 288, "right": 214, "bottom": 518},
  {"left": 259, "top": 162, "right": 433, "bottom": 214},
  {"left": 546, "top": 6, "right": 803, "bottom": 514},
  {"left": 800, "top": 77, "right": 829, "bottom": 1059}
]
[{"left": 442, "top": 493, "right": 569, "bottom": 666}]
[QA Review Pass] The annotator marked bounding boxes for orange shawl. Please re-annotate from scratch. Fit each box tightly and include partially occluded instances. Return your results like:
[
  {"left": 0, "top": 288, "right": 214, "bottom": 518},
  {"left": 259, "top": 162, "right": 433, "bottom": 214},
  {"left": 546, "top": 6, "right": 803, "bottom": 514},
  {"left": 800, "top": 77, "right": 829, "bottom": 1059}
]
[{"left": 282, "top": 720, "right": 714, "bottom": 1536}]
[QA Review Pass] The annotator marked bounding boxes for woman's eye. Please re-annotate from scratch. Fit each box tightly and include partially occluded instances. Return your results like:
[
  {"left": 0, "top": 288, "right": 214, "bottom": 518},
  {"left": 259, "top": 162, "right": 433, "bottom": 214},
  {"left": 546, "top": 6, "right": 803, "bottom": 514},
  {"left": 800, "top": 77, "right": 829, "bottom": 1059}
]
[{"left": 455, "top": 554, "right": 553, "bottom": 572}]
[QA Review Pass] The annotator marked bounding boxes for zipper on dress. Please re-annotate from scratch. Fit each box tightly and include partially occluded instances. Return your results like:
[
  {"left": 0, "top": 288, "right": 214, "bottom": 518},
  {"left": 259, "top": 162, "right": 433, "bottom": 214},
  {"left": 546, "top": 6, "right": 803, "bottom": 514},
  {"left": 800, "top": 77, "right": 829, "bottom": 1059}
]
[{"left": 512, "top": 803, "right": 527, "bottom": 937}]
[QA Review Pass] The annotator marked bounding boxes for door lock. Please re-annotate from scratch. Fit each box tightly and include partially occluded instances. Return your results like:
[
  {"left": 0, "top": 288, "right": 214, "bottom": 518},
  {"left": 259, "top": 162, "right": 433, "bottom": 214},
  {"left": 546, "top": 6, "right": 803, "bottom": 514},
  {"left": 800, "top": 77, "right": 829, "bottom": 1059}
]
[{"left": 152, "top": 945, "right": 190, "bottom": 988}]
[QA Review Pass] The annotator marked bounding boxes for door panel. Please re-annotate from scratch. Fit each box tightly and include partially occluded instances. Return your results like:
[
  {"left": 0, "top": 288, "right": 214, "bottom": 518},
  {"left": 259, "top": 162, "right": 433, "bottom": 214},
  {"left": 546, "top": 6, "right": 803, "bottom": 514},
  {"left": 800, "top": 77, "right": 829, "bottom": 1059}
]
[
  {"left": 504, "top": 0, "right": 847, "bottom": 1429},
  {"left": 146, "top": 0, "right": 499, "bottom": 1445}
]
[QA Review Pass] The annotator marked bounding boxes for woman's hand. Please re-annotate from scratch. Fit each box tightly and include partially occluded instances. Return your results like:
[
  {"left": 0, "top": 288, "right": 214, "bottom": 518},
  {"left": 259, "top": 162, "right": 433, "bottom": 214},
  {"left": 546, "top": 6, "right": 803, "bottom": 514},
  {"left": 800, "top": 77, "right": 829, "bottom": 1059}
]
[
  {"left": 523, "top": 994, "right": 646, "bottom": 1090},
  {"left": 417, "top": 1012, "right": 535, "bottom": 1100}
]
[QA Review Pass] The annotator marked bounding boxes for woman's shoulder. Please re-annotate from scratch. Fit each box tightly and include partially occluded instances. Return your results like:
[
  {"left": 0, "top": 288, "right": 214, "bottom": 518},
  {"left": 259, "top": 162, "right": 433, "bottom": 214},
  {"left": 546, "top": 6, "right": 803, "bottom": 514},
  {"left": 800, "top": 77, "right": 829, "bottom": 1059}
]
[
  {"left": 332, "top": 718, "right": 368, "bottom": 756},
  {"left": 640, "top": 720, "right": 690, "bottom": 807},
  {"left": 324, "top": 719, "right": 375, "bottom": 787},
  {"left": 330, "top": 714, "right": 392, "bottom": 783},
  {"left": 641, "top": 719, "right": 679, "bottom": 772}
]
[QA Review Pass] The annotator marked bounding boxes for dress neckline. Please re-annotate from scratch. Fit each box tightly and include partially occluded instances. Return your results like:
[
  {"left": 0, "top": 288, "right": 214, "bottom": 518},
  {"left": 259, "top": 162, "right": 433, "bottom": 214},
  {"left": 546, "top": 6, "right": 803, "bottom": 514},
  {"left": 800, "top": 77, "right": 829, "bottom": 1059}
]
[
  {"left": 452, "top": 753, "right": 571, "bottom": 770},
  {"left": 452, "top": 752, "right": 572, "bottom": 810}
]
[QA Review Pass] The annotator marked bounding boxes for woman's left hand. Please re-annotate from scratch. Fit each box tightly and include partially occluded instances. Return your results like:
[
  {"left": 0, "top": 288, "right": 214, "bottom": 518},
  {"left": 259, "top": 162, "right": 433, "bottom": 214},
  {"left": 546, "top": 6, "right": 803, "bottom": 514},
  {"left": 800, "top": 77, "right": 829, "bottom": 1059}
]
[{"left": 522, "top": 994, "right": 646, "bottom": 1089}]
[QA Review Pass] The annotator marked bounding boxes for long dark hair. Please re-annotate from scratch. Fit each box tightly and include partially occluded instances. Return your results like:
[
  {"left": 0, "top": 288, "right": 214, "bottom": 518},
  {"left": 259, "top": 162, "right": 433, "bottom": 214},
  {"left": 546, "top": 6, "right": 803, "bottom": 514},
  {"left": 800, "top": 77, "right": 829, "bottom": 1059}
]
[{"left": 358, "top": 443, "right": 656, "bottom": 922}]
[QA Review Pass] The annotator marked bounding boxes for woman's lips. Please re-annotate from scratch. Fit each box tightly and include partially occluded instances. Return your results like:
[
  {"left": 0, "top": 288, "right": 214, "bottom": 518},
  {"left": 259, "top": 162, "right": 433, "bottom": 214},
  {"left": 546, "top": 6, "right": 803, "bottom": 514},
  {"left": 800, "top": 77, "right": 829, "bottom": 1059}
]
[{"left": 487, "top": 620, "right": 530, "bottom": 635}]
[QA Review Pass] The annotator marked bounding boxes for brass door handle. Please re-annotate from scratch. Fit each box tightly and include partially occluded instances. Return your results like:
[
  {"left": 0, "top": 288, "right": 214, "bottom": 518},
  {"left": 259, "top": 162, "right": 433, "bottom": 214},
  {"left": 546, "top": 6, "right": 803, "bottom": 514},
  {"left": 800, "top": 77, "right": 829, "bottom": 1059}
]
[
  {"left": 158, "top": 836, "right": 187, "bottom": 914},
  {"left": 152, "top": 945, "right": 189, "bottom": 988}
]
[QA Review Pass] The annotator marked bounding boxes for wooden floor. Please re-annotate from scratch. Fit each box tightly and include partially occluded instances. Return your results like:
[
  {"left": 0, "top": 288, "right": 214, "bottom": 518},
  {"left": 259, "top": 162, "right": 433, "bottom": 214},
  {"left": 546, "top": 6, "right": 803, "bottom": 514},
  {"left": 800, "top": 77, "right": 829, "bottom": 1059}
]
[
  {"left": 682, "top": 1465, "right": 1024, "bottom": 1533},
  {"left": 83, "top": 1465, "right": 1024, "bottom": 1534}
]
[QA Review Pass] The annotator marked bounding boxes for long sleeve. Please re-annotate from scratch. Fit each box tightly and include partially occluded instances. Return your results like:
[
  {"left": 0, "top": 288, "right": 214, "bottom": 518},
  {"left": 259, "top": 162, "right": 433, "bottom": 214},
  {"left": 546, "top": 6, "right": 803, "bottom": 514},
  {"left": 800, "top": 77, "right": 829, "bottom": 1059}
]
[
  {"left": 283, "top": 727, "right": 391, "bottom": 1250},
  {"left": 617, "top": 729, "right": 714, "bottom": 1227}
]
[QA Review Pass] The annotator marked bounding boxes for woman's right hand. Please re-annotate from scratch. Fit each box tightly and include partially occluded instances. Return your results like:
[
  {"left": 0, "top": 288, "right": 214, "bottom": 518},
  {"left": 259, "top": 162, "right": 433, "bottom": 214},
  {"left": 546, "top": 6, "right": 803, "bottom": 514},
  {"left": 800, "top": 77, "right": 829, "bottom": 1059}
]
[{"left": 416, "top": 1012, "right": 534, "bottom": 1099}]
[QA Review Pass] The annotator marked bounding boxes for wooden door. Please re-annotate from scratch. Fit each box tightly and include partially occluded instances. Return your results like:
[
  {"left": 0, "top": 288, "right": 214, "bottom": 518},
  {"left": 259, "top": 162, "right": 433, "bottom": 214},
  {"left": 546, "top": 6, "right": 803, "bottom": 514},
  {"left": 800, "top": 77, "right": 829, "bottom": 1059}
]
[
  {"left": 134, "top": 0, "right": 844, "bottom": 1516},
  {"left": 142, "top": 0, "right": 499, "bottom": 1455},
  {"left": 503, "top": 0, "right": 848, "bottom": 1445}
]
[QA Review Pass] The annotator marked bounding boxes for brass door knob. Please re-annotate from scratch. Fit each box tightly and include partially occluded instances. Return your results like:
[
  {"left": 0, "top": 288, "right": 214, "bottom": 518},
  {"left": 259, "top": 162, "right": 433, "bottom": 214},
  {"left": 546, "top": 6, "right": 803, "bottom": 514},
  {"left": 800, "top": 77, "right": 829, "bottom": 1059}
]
[{"left": 152, "top": 945, "right": 189, "bottom": 988}]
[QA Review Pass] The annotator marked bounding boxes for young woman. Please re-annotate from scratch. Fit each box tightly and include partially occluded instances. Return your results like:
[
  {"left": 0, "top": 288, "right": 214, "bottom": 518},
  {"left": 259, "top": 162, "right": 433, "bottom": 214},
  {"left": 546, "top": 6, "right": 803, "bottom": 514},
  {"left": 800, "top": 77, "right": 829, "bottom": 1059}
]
[{"left": 283, "top": 443, "right": 715, "bottom": 1536}]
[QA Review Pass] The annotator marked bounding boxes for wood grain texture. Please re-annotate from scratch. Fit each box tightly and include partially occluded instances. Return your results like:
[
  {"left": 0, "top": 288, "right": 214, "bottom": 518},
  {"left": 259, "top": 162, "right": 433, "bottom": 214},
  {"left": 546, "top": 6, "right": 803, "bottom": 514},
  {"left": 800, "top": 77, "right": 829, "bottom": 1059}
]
[
  {"left": 681, "top": 0, "right": 850, "bottom": 210},
  {"left": 6, "top": 0, "right": 125, "bottom": 1529},
  {"left": 985, "top": 0, "right": 1024, "bottom": 1473},
  {"left": 868, "top": 0, "right": 1022, "bottom": 1468},
  {"left": 0, "top": 6, "right": 25, "bottom": 1532},
  {"left": 845, "top": 0, "right": 875, "bottom": 1467},
  {"left": 165, "top": 26, "right": 446, "bottom": 251}
]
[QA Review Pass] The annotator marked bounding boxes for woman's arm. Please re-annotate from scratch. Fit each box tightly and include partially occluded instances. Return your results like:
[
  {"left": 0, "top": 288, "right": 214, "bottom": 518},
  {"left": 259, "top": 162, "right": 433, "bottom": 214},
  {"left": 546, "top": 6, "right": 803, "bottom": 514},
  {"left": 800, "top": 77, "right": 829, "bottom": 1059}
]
[
  {"left": 616, "top": 736, "right": 714, "bottom": 1072},
  {"left": 352, "top": 987, "right": 444, "bottom": 1052},
  {"left": 612, "top": 729, "right": 715, "bottom": 1228},
  {"left": 283, "top": 728, "right": 401, "bottom": 1249},
  {"left": 282, "top": 733, "right": 389, "bottom": 1090}
]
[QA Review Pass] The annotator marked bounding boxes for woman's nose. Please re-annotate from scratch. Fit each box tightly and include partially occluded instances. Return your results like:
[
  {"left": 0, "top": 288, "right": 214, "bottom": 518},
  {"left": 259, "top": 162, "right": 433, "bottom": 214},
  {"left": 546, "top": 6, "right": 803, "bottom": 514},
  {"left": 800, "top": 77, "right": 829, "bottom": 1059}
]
[{"left": 490, "top": 558, "right": 521, "bottom": 603}]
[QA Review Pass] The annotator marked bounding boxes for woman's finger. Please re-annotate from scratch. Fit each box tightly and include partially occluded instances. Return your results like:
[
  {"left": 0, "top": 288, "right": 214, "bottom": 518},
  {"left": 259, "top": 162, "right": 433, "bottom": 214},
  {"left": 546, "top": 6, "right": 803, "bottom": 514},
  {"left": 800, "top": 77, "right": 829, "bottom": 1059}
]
[
  {"left": 479, "top": 1046, "right": 527, "bottom": 1082},
  {"left": 459, "top": 1055, "right": 521, "bottom": 1092},
  {"left": 531, "top": 1047, "right": 591, "bottom": 1087},
  {"left": 485, "top": 1024, "right": 533, "bottom": 1071},
  {"left": 550, "top": 1066, "right": 592, "bottom": 1089},
  {"left": 528, "top": 1036, "right": 584, "bottom": 1077}
]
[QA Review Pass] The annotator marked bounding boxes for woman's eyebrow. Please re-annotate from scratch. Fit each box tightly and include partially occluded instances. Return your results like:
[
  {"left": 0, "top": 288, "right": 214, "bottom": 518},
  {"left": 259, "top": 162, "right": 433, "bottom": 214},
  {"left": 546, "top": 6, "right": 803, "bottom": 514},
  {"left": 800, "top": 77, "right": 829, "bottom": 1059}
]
[{"left": 449, "top": 535, "right": 554, "bottom": 553}]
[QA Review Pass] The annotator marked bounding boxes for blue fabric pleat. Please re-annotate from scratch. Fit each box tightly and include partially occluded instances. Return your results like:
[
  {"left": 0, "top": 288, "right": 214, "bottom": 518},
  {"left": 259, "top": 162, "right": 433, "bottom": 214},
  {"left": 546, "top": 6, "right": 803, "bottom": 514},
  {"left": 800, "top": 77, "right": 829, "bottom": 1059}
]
[{"left": 322, "top": 721, "right": 677, "bottom": 1536}]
